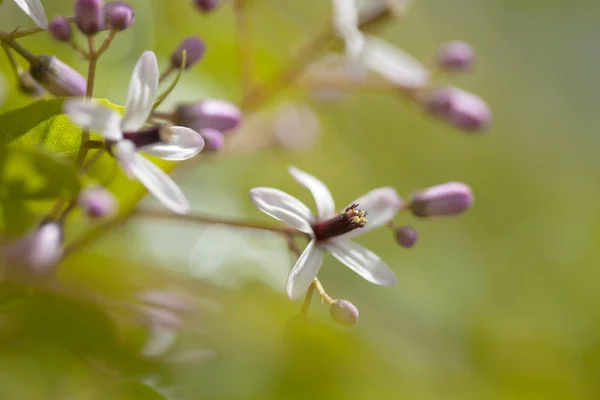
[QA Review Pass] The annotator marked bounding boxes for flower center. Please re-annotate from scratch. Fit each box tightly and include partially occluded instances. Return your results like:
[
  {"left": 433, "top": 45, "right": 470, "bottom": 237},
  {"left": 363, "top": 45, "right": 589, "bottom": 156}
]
[
  {"left": 312, "top": 204, "right": 367, "bottom": 241},
  {"left": 123, "top": 124, "right": 171, "bottom": 148}
]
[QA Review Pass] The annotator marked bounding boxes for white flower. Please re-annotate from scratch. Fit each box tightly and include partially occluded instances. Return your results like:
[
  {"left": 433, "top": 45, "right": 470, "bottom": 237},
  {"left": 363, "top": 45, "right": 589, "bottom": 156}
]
[
  {"left": 331, "top": 0, "right": 367, "bottom": 78},
  {"left": 64, "top": 51, "right": 205, "bottom": 214},
  {"left": 12, "top": 0, "right": 48, "bottom": 29},
  {"left": 250, "top": 167, "right": 402, "bottom": 300},
  {"left": 363, "top": 35, "right": 430, "bottom": 89}
]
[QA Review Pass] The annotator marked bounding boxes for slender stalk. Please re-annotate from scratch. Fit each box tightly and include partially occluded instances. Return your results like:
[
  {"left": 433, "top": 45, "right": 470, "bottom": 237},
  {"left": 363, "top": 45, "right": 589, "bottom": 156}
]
[
  {"left": 1, "top": 44, "right": 20, "bottom": 81},
  {"left": 134, "top": 208, "right": 303, "bottom": 236},
  {"left": 96, "top": 30, "right": 117, "bottom": 58},
  {"left": 159, "top": 66, "right": 175, "bottom": 84},
  {"left": 86, "top": 36, "right": 97, "bottom": 97},
  {"left": 241, "top": 27, "right": 334, "bottom": 111},
  {"left": 8, "top": 26, "right": 43, "bottom": 39},
  {"left": 0, "top": 31, "right": 38, "bottom": 63}
]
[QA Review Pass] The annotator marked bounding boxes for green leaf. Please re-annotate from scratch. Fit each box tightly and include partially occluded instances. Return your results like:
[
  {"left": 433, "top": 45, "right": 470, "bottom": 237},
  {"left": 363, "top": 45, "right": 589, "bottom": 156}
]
[
  {"left": 0, "top": 146, "right": 80, "bottom": 200},
  {"left": 0, "top": 98, "right": 123, "bottom": 160}
]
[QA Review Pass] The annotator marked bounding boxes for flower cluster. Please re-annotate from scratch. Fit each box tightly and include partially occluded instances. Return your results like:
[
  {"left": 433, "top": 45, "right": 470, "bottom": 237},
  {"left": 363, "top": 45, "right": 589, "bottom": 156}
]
[{"left": 0, "top": 0, "right": 487, "bottom": 338}]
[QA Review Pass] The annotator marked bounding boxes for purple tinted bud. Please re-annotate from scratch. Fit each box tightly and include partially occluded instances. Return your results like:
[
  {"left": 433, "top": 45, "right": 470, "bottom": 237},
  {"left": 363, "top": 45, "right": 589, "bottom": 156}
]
[
  {"left": 437, "top": 41, "right": 474, "bottom": 71},
  {"left": 329, "top": 299, "right": 359, "bottom": 326},
  {"left": 170, "top": 36, "right": 206, "bottom": 70},
  {"left": 194, "top": 0, "right": 219, "bottom": 13},
  {"left": 30, "top": 55, "right": 87, "bottom": 97},
  {"left": 105, "top": 2, "right": 134, "bottom": 31},
  {"left": 426, "top": 86, "right": 491, "bottom": 132},
  {"left": 199, "top": 128, "right": 225, "bottom": 152},
  {"left": 75, "top": 0, "right": 105, "bottom": 35},
  {"left": 409, "top": 182, "right": 474, "bottom": 217},
  {"left": 49, "top": 16, "right": 72, "bottom": 42},
  {"left": 174, "top": 100, "right": 242, "bottom": 133},
  {"left": 78, "top": 187, "right": 118, "bottom": 219},
  {"left": 1, "top": 222, "right": 63, "bottom": 278},
  {"left": 394, "top": 226, "right": 418, "bottom": 248}
]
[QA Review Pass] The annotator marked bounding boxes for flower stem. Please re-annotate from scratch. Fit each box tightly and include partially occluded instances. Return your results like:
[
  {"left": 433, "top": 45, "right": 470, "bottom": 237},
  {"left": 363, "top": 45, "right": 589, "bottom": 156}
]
[
  {"left": 1, "top": 43, "right": 21, "bottom": 83},
  {"left": 95, "top": 30, "right": 117, "bottom": 58},
  {"left": 0, "top": 31, "right": 38, "bottom": 64},
  {"left": 134, "top": 208, "right": 303, "bottom": 236},
  {"left": 8, "top": 26, "right": 43, "bottom": 39}
]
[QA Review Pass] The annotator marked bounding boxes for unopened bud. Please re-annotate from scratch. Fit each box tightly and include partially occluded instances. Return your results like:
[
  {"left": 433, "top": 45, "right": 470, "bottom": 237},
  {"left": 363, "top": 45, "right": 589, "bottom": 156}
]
[
  {"left": 105, "top": 2, "right": 134, "bottom": 31},
  {"left": 194, "top": 0, "right": 219, "bottom": 13},
  {"left": 49, "top": 16, "right": 72, "bottom": 42},
  {"left": 394, "top": 226, "right": 418, "bottom": 248},
  {"left": 75, "top": 0, "right": 105, "bottom": 36},
  {"left": 174, "top": 100, "right": 242, "bottom": 133},
  {"left": 329, "top": 299, "right": 359, "bottom": 326},
  {"left": 199, "top": 128, "right": 224, "bottom": 152},
  {"left": 425, "top": 86, "right": 491, "bottom": 132},
  {"left": 171, "top": 36, "right": 206, "bottom": 70},
  {"left": 17, "top": 71, "right": 45, "bottom": 97},
  {"left": 77, "top": 187, "right": 118, "bottom": 218},
  {"left": 1, "top": 222, "right": 63, "bottom": 278},
  {"left": 30, "top": 55, "right": 87, "bottom": 97},
  {"left": 437, "top": 41, "right": 474, "bottom": 71},
  {"left": 409, "top": 182, "right": 474, "bottom": 217}
]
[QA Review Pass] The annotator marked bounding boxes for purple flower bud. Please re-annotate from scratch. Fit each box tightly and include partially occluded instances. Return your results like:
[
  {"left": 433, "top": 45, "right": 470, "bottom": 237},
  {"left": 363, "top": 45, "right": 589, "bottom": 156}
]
[
  {"left": 394, "top": 226, "right": 418, "bottom": 248},
  {"left": 75, "top": 0, "right": 105, "bottom": 36},
  {"left": 29, "top": 55, "right": 87, "bottom": 97},
  {"left": 437, "top": 41, "right": 474, "bottom": 71},
  {"left": 105, "top": 2, "right": 134, "bottom": 31},
  {"left": 425, "top": 86, "right": 492, "bottom": 132},
  {"left": 49, "top": 16, "right": 72, "bottom": 42},
  {"left": 171, "top": 36, "right": 206, "bottom": 70},
  {"left": 1, "top": 222, "right": 63, "bottom": 278},
  {"left": 329, "top": 299, "right": 359, "bottom": 326},
  {"left": 77, "top": 187, "right": 118, "bottom": 219},
  {"left": 174, "top": 100, "right": 242, "bottom": 133},
  {"left": 199, "top": 128, "right": 225, "bottom": 152},
  {"left": 194, "top": 0, "right": 219, "bottom": 13},
  {"left": 409, "top": 182, "right": 474, "bottom": 217}
]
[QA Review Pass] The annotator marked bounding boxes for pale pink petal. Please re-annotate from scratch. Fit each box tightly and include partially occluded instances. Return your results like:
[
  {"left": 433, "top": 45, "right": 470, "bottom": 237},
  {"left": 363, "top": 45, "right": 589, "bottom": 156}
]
[
  {"left": 249, "top": 187, "right": 313, "bottom": 234},
  {"left": 130, "top": 153, "right": 191, "bottom": 214},
  {"left": 341, "top": 187, "right": 403, "bottom": 239},
  {"left": 288, "top": 166, "right": 335, "bottom": 220},
  {"left": 325, "top": 239, "right": 397, "bottom": 285},
  {"left": 286, "top": 240, "right": 324, "bottom": 300},
  {"left": 121, "top": 51, "right": 159, "bottom": 131},
  {"left": 64, "top": 99, "right": 123, "bottom": 140}
]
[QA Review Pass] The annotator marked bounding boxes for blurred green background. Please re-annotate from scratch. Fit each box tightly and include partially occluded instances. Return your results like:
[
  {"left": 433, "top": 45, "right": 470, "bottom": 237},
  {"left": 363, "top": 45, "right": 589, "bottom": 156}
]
[{"left": 1, "top": 0, "right": 600, "bottom": 399}]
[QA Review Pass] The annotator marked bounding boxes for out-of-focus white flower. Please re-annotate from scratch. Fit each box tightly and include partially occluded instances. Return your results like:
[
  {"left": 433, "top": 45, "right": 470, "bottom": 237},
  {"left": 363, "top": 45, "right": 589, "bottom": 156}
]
[
  {"left": 64, "top": 51, "right": 205, "bottom": 214},
  {"left": 362, "top": 35, "right": 430, "bottom": 89},
  {"left": 250, "top": 167, "right": 402, "bottom": 300},
  {"left": 12, "top": 0, "right": 48, "bottom": 29}
]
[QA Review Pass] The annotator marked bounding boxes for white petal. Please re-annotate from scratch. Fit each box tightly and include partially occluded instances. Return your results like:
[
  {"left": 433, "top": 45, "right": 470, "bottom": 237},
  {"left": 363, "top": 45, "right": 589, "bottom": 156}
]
[
  {"left": 63, "top": 99, "right": 123, "bottom": 140},
  {"left": 113, "top": 139, "right": 136, "bottom": 178},
  {"left": 288, "top": 166, "right": 335, "bottom": 220},
  {"left": 341, "top": 187, "right": 403, "bottom": 239},
  {"left": 326, "top": 239, "right": 397, "bottom": 285},
  {"left": 249, "top": 187, "right": 314, "bottom": 234},
  {"left": 364, "top": 35, "right": 430, "bottom": 89},
  {"left": 130, "top": 153, "right": 191, "bottom": 214},
  {"left": 121, "top": 51, "right": 159, "bottom": 132},
  {"left": 13, "top": 0, "right": 48, "bottom": 29},
  {"left": 140, "top": 126, "right": 205, "bottom": 161},
  {"left": 141, "top": 324, "right": 178, "bottom": 357},
  {"left": 332, "top": 0, "right": 359, "bottom": 37},
  {"left": 286, "top": 240, "right": 324, "bottom": 300},
  {"left": 344, "top": 30, "right": 367, "bottom": 79}
]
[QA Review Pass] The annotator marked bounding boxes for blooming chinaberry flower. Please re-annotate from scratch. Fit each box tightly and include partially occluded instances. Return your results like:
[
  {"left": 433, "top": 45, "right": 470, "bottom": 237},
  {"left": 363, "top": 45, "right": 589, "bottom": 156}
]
[
  {"left": 250, "top": 167, "right": 402, "bottom": 300},
  {"left": 11, "top": 0, "right": 48, "bottom": 29},
  {"left": 64, "top": 51, "right": 205, "bottom": 214}
]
